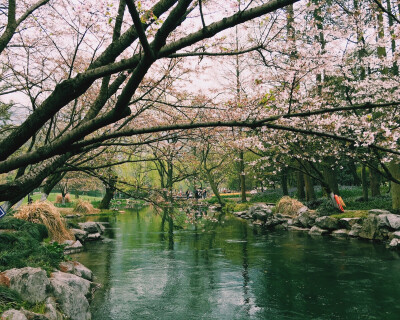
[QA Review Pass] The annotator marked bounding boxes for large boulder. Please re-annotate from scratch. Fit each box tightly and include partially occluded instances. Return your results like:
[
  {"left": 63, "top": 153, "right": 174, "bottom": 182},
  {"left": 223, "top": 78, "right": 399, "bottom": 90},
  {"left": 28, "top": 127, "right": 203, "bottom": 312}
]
[
  {"left": 359, "top": 215, "right": 378, "bottom": 240},
  {"left": 369, "top": 209, "right": 391, "bottom": 215},
  {"left": 349, "top": 224, "right": 363, "bottom": 237},
  {"left": 293, "top": 210, "right": 316, "bottom": 228},
  {"left": 387, "top": 214, "right": 400, "bottom": 230},
  {"left": 70, "top": 229, "right": 88, "bottom": 242},
  {"left": 78, "top": 222, "right": 101, "bottom": 234},
  {"left": 376, "top": 214, "right": 390, "bottom": 228},
  {"left": 315, "top": 216, "right": 339, "bottom": 230},
  {"left": 248, "top": 204, "right": 273, "bottom": 221},
  {"left": 50, "top": 271, "right": 92, "bottom": 320},
  {"left": 0, "top": 268, "right": 50, "bottom": 303},
  {"left": 1, "top": 310, "right": 27, "bottom": 320}
]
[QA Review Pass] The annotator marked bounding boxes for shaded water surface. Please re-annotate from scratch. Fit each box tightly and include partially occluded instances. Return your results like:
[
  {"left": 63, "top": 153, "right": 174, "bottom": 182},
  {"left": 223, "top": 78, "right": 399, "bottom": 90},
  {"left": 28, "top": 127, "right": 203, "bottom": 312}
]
[{"left": 74, "top": 207, "right": 400, "bottom": 319}]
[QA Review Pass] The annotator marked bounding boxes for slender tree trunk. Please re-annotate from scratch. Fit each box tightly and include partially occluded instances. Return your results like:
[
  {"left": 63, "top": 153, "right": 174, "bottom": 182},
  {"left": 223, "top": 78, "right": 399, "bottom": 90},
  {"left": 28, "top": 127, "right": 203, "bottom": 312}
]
[
  {"left": 361, "top": 164, "right": 369, "bottom": 201},
  {"left": 239, "top": 151, "right": 247, "bottom": 202},
  {"left": 205, "top": 170, "right": 225, "bottom": 206}
]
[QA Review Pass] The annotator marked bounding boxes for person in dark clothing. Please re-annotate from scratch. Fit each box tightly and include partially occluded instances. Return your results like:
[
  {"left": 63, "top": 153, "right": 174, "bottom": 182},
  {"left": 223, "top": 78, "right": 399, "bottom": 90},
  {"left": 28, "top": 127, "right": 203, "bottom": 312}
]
[{"left": 186, "top": 190, "right": 190, "bottom": 200}]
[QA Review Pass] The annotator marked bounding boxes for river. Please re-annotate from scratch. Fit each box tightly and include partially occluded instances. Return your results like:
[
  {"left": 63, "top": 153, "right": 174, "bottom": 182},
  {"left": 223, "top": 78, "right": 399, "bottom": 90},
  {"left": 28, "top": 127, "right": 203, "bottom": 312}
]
[{"left": 74, "top": 206, "right": 400, "bottom": 320}]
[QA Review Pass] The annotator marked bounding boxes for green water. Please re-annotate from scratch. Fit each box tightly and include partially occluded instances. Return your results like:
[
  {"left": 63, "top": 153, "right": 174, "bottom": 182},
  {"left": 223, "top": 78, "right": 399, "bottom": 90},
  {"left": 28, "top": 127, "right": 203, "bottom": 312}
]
[{"left": 74, "top": 207, "right": 400, "bottom": 319}]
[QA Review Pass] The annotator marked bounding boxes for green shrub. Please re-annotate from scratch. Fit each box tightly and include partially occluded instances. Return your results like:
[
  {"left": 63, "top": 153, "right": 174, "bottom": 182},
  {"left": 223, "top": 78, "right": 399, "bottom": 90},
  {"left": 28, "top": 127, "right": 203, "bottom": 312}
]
[
  {"left": 0, "top": 218, "right": 66, "bottom": 273},
  {"left": 0, "top": 285, "right": 22, "bottom": 314},
  {"left": 250, "top": 191, "right": 282, "bottom": 203},
  {"left": 316, "top": 199, "right": 337, "bottom": 216},
  {"left": 0, "top": 217, "right": 48, "bottom": 241}
]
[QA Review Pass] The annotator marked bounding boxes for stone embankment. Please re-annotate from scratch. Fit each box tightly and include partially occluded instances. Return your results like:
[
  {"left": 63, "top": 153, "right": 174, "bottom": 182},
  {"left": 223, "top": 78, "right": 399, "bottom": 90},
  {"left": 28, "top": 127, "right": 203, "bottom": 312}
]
[
  {"left": 64, "top": 221, "right": 106, "bottom": 254},
  {"left": 235, "top": 204, "right": 400, "bottom": 249},
  {"left": 1, "top": 222, "right": 106, "bottom": 319},
  {"left": 0, "top": 262, "right": 96, "bottom": 320}
]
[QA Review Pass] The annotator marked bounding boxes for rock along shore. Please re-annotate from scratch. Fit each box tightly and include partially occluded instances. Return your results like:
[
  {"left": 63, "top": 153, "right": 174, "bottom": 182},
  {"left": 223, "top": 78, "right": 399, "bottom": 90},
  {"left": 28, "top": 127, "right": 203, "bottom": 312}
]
[
  {"left": 234, "top": 204, "right": 400, "bottom": 249},
  {"left": 1, "top": 221, "right": 107, "bottom": 320}
]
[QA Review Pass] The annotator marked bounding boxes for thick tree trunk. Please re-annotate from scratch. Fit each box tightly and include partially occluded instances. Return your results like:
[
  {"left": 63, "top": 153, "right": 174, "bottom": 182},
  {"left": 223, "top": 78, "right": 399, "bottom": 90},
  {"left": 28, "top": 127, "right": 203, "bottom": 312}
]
[
  {"left": 361, "top": 164, "right": 369, "bottom": 201},
  {"left": 99, "top": 187, "right": 115, "bottom": 209},
  {"left": 369, "top": 165, "right": 381, "bottom": 197},
  {"left": 322, "top": 164, "right": 340, "bottom": 195},
  {"left": 389, "top": 161, "right": 400, "bottom": 211},
  {"left": 348, "top": 161, "right": 361, "bottom": 186},
  {"left": 297, "top": 170, "right": 305, "bottom": 200},
  {"left": 304, "top": 173, "right": 316, "bottom": 201},
  {"left": 99, "top": 175, "right": 117, "bottom": 209}
]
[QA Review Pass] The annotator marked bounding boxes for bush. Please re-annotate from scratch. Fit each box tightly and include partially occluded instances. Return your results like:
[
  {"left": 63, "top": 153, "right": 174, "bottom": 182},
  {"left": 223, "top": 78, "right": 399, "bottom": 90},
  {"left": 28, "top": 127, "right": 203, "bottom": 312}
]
[
  {"left": 316, "top": 199, "right": 337, "bottom": 216},
  {"left": 55, "top": 194, "right": 70, "bottom": 204},
  {"left": 0, "top": 217, "right": 48, "bottom": 242},
  {"left": 275, "top": 196, "right": 305, "bottom": 216},
  {"left": 0, "top": 285, "right": 22, "bottom": 314},
  {"left": 250, "top": 191, "right": 282, "bottom": 203},
  {"left": 73, "top": 200, "right": 100, "bottom": 214},
  {"left": 14, "top": 201, "right": 73, "bottom": 243}
]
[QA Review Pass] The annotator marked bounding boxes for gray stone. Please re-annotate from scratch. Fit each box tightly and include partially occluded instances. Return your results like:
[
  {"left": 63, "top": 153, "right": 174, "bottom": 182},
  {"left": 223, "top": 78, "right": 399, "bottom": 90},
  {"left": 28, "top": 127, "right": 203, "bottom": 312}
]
[
  {"left": 73, "top": 262, "right": 93, "bottom": 281},
  {"left": 296, "top": 206, "right": 309, "bottom": 215},
  {"left": 332, "top": 229, "right": 349, "bottom": 237},
  {"left": 369, "top": 209, "right": 391, "bottom": 215},
  {"left": 392, "top": 231, "right": 400, "bottom": 239},
  {"left": 359, "top": 215, "right": 378, "bottom": 240},
  {"left": 339, "top": 218, "right": 362, "bottom": 230},
  {"left": 315, "top": 216, "right": 339, "bottom": 230},
  {"left": 78, "top": 222, "right": 100, "bottom": 234},
  {"left": 389, "top": 238, "right": 400, "bottom": 249},
  {"left": 0, "top": 267, "right": 50, "bottom": 303},
  {"left": 288, "top": 226, "right": 310, "bottom": 232},
  {"left": 248, "top": 204, "right": 273, "bottom": 221},
  {"left": 86, "top": 233, "right": 101, "bottom": 241},
  {"left": 1, "top": 310, "right": 28, "bottom": 320},
  {"left": 70, "top": 229, "right": 88, "bottom": 242},
  {"left": 376, "top": 214, "right": 390, "bottom": 228},
  {"left": 273, "top": 223, "right": 288, "bottom": 231},
  {"left": 50, "top": 271, "right": 92, "bottom": 320},
  {"left": 59, "top": 262, "right": 93, "bottom": 281},
  {"left": 45, "top": 297, "right": 63, "bottom": 320},
  {"left": 349, "top": 224, "right": 362, "bottom": 237},
  {"left": 63, "top": 240, "right": 74, "bottom": 246},
  {"left": 309, "top": 226, "right": 329, "bottom": 236},
  {"left": 64, "top": 240, "right": 84, "bottom": 254},
  {"left": 387, "top": 214, "right": 400, "bottom": 230},
  {"left": 96, "top": 223, "right": 105, "bottom": 233},
  {"left": 20, "top": 309, "right": 48, "bottom": 320}
]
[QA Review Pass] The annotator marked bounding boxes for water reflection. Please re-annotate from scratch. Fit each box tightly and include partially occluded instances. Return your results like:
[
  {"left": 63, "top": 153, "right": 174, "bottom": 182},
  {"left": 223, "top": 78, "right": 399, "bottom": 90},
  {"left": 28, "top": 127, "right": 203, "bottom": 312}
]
[{"left": 74, "top": 207, "right": 400, "bottom": 320}]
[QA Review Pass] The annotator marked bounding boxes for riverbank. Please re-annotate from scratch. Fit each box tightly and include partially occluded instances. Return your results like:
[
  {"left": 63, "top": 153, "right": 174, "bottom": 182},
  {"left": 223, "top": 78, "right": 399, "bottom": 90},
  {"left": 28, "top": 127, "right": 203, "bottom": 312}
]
[
  {"left": 233, "top": 202, "right": 400, "bottom": 249},
  {"left": 0, "top": 212, "right": 108, "bottom": 320}
]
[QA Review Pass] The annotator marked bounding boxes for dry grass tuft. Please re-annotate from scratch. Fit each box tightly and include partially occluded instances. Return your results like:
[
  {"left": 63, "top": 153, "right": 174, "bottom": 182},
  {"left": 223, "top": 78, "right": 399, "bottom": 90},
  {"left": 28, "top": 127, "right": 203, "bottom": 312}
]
[
  {"left": 73, "top": 200, "right": 100, "bottom": 214},
  {"left": 14, "top": 201, "right": 74, "bottom": 242},
  {"left": 275, "top": 196, "right": 306, "bottom": 217},
  {"left": 55, "top": 194, "right": 71, "bottom": 203}
]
